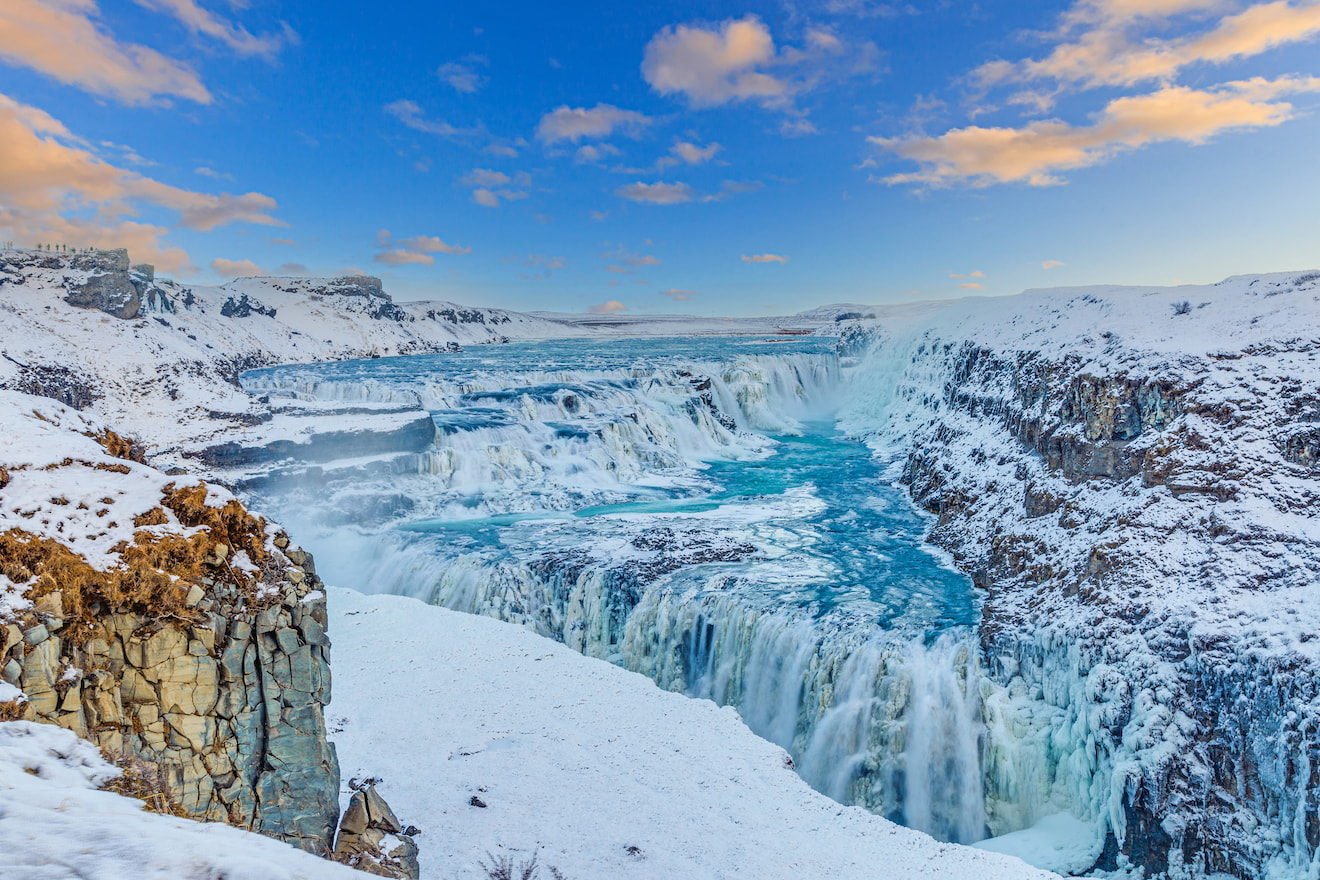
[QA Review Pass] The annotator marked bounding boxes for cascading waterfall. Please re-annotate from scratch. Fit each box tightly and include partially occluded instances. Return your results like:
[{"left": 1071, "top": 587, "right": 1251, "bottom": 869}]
[{"left": 237, "top": 336, "right": 1100, "bottom": 865}]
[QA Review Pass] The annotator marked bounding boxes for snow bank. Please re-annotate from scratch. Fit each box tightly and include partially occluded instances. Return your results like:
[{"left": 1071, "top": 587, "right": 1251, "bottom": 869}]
[
  {"left": 326, "top": 587, "right": 1055, "bottom": 880},
  {"left": 0, "top": 720, "right": 358, "bottom": 879}
]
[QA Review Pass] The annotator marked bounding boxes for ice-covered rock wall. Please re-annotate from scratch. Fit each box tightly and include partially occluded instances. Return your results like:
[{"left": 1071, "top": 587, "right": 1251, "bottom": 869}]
[{"left": 839, "top": 272, "right": 1320, "bottom": 878}]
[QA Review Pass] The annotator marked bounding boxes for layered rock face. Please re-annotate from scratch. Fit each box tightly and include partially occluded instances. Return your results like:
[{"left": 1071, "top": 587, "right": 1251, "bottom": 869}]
[
  {"left": 2, "top": 541, "right": 340, "bottom": 852},
  {"left": 0, "top": 394, "right": 341, "bottom": 853},
  {"left": 843, "top": 273, "right": 1320, "bottom": 877}
]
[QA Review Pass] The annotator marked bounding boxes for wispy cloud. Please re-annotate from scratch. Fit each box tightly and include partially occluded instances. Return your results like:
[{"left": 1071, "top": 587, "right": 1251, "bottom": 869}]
[
  {"left": 742, "top": 253, "right": 788, "bottom": 263},
  {"left": 588, "top": 300, "right": 628, "bottom": 314},
  {"left": 616, "top": 181, "right": 695, "bottom": 205},
  {"left": 660, "top": 288, "right": 699, "bottom": 301},
  {"left": 385, "top": 99, "right": 481, "bottom": 140},
  {"left": 437, "top": 54, "right": 488, "bottom": 93},
  {"left": 1042, "top": 259, "right": 1066, "bottom": 269},
  {"left": 575, "top": 143, "right": 623, "bottom": 164},
  {"left": 537, "top": 104, "right": 654, "bottom": 144},
  {"left": 133, "top": 0, "right": 293, "bottom": 58},
  {"left": 702, "top": 180, "right": 764, "bottom": 202},
  {"left": 458, "top": 168, "right": 531, "bottom": 208},
  {"left": 373, "top": 229, "right": 471, "bottom": 264}
]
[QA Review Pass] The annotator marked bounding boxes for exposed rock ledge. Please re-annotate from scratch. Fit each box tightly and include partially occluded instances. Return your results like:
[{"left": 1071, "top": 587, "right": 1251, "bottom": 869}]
[{"left": 0, "top": 391, "right": 416, "bottom": 876}]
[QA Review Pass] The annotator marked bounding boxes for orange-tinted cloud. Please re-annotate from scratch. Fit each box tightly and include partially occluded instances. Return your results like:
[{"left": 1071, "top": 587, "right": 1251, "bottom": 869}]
[
  {"left": 372, "top": 231, "right": 471, "bottom": 265},
  {"left": 642, "top": 16, "right": 786, "bottom": 107},
  {"left": 0, "top": 93, "right": 282, "bottom": 271},
  {"left": 874, "top": 76, "right": 1320, "bottom": 187},
  {"left": 741, "top": 253, "right": 788, "bottom": 263},
  {"left": 0, "top": 0, "right": 209, "bottom": 105},
  {"left": 588, "top": 300, "right": 629, "bottom": 314},
  {"left": 210, "top": 257, "right": 266, "bottom": 277},
  {"left": 977, "top": 0, "right": 1320, "bottom": 95}
]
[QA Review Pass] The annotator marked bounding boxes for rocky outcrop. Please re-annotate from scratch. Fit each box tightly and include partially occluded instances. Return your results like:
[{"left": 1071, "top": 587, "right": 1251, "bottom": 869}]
[
  {"left": 0, "top": 532, "right": 341, "bottom": 853},
  {"left": 332, "top": 781, "right": 420, "bottom": 879},
  {"left": 188, "top": 413, "right": 438, "bottom": 469},
  {"left": 221, "top": 293, "right": 278, "bottom": 319}
]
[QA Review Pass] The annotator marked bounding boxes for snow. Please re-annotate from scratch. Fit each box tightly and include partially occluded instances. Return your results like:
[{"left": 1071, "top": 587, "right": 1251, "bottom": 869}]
[
  {"left": 326, "top": 586, "right": 1056, "bottom": 880},
  {"left": 0, "top": 720, "right": 360, "bottom": 879},
  {"left": 974, "top": 813, "right": 1105, "bottom": 876},
  {"left": 0, "top": 390, "right": 234, "bottom": 571}
]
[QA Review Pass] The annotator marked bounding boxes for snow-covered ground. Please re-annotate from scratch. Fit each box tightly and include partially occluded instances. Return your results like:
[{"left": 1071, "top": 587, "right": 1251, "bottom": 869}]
[
  {"left": 0, "top": 721, "right": 360, "bottom": 880},
  {"left": 326, "top": 587, "right": 1055, "bottom": 880}
]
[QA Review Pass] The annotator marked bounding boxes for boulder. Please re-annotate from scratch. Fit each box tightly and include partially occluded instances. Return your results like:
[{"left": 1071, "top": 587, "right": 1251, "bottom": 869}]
[{"left": 65, "top": 271, "right": 141, "bottom": 319}]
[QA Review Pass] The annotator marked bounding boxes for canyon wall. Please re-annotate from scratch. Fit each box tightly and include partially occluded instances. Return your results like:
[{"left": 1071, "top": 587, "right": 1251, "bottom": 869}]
[{"left": 843, "top": 273, "right": 1320, "bottom": 877}]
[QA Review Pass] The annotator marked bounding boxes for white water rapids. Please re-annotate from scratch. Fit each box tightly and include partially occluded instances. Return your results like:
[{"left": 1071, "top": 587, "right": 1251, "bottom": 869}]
[{"left": 234, "top": 336, "right": 1150, "bottom": 873}]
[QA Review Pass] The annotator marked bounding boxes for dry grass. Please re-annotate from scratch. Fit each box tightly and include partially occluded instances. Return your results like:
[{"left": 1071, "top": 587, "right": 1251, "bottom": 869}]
[
  {"left": 1, "top": 481, "right": 278, "bottom": 644},
  {"left": 0, "top": 699, "right": 27, "bottom": 722},
  {"left": 99, "top": 749, "right": 190, "bottom": 817},
  {"left": 90, "top": 428, "right": 146, "bottom": 464}
]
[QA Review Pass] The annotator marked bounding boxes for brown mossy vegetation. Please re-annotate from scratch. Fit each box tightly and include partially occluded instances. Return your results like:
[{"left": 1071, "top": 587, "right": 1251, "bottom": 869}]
[
  {"left": 1, "top": 481, "right": 279, "bottom": 646},
  {"left": 91, "top": 428, "right": 146, "bottom": 464},
  {"left": 0, "top": 698, "right": 26, "bottom": 721},
  {"left": 99, "top": 749, "right": 190, "bottom": 817}
]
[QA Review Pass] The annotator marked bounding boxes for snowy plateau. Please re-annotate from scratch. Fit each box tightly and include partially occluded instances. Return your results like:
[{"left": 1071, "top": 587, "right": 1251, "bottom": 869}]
[{"left": 1, "top": 247, "right": 1319, "bottom": 880}]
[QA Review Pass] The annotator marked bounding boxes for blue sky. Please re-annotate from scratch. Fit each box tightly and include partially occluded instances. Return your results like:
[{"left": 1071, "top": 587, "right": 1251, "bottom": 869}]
[{"left": 2, "top": 1, "right": 1319, "bottom": 314}]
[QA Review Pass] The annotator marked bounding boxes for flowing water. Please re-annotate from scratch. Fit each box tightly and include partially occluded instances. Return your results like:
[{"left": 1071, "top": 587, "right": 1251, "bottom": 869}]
[{"left": 241, "top": 337, "right": 995, "bottom": 844}]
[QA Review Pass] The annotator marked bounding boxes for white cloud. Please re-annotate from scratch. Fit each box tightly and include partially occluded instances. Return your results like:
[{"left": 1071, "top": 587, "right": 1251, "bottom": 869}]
[
  {"left": 457, "top": 168, "right": 530, "bottom": 208},
  {"left": 537, "top": 104, "right": 654, "bottom": 144},
  {"left": 575, "top": 143, "right": 623, "bottom": 164},
  {"left": 384, "top": 100, "right": 481, "bottom": 140},
  {"left": 741, "top": 253, "right": 788, "bottom": 263},
  {"left": 437, "top": 55, "right": 488, "bottom": 93},
  {"left": 588, "top": 300, "right": 628, "bottom": 314},
  {"left": 702, "top": 180, "right": 765, "bottom": 202},
  {"left": 641, "top": 14, "right": 879, "bottom": 120},
  {"left": 671, "top": 141, "right": 721, "bottom": 164},
  {"left": 132, "top": 0, "right": 292, "bottom": 58},
  {"left": 615, "top": 181, "right": 695, "bottom": 205}
]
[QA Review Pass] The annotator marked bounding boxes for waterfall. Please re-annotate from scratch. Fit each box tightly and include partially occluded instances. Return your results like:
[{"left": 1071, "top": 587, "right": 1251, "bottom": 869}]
[{"left": 239, "top": 337, "right": 1043, "bottom": 854}]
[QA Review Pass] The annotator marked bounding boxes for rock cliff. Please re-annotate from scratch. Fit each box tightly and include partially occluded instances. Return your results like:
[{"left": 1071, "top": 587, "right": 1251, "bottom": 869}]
[
  {"left": 0, "top": 392, "right": 340, "bottom": 851},
  {"left": 841, "top": 271, "right": 1320, "bottom": 877}
]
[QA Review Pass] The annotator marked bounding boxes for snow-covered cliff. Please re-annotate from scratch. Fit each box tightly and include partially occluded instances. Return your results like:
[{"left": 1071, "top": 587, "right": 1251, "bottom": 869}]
[
  {"left": 838, "top": 271, "right": 1320, "bottom": 878},
  {"left": 0, "top": 248, "right": 576, "bottom": 452}
]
